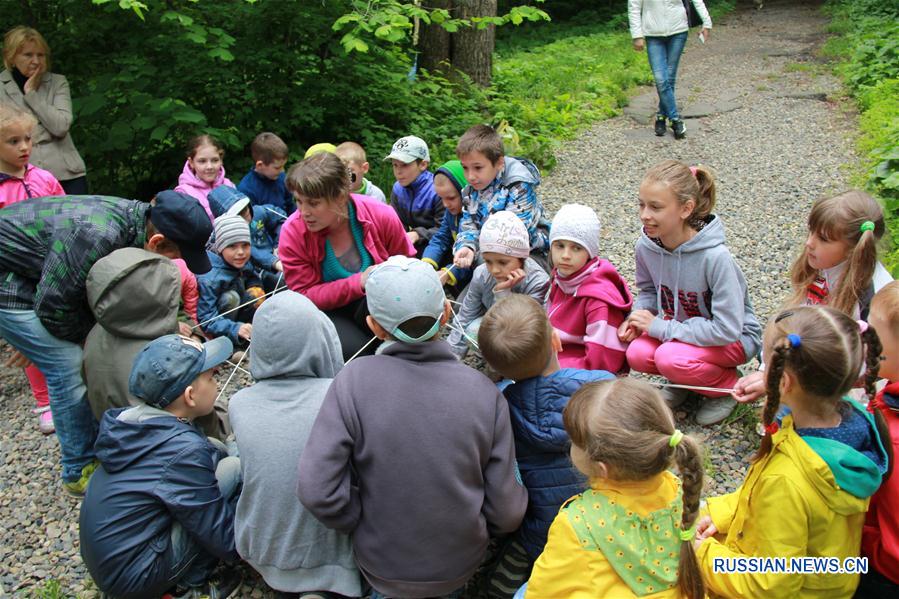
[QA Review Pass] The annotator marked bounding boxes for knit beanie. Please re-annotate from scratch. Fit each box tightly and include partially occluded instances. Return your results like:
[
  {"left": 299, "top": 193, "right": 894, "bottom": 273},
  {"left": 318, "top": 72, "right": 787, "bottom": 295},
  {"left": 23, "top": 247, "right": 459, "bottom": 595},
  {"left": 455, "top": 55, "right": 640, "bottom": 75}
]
[
  {"left": 435, "top": 160, "right": 467, "bottom": 194},
  {"left": 213, "top": 215, "right": 251, "bottom": 254},
  {"left": 479, "top": 211, "right": 530, "bottom": 259},
  {"left": 550, "top": 203, "right": 601, "bottom": 259}
]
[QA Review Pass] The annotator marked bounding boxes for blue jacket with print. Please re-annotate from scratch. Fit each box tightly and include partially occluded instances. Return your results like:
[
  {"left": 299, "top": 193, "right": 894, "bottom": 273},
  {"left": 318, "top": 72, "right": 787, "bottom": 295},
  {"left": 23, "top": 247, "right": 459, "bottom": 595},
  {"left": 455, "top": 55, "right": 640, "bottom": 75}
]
[{"left": 453, "top": 156, "right": 549, "bottom": 258}]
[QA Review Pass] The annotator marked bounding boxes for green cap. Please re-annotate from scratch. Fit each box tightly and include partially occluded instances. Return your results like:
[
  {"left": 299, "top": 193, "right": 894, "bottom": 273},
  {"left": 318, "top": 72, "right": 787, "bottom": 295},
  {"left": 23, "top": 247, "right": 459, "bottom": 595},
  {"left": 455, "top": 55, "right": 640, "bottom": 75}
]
[{"left": 435, "top": 160, "right": 467, "bottom": 193}]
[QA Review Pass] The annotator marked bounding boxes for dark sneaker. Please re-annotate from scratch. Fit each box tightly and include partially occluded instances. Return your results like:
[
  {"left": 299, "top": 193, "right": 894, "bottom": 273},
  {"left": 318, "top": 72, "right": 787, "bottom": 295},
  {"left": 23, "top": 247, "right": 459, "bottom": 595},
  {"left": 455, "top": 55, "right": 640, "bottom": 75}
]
[
  {"left": 654, "top": 115, "right": 667, "bottom": 136},
  {"left": 672, "top": 119, "right": 687, "bottom": 139},
  {"left": 170, "top": 569, "right": 242, "bottom": 599}
]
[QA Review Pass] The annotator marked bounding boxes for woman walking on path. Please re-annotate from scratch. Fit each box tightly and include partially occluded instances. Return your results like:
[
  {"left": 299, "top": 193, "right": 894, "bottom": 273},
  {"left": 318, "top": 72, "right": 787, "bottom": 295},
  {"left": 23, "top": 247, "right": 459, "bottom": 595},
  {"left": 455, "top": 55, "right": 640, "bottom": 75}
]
[
  {"left": 628, "top": 0, "right": 712, "bottom": 140},
  {"left": 0, "top": 26, "right": 87, "bottom": 193}
]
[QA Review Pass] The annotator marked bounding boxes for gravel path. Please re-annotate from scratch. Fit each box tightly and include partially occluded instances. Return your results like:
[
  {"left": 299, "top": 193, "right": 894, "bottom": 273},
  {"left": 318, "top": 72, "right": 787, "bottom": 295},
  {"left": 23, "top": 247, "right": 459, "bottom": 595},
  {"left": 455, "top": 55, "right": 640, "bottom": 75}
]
[{"left": 0, "top": 1, "right": 861, "bottom": 596}]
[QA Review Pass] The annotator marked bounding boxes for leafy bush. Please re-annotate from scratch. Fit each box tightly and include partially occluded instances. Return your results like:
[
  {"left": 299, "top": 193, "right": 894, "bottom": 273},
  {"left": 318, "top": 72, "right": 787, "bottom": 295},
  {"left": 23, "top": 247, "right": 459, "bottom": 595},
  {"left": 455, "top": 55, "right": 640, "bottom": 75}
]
[{"left": 823, "top": 0, "right": 899, "bottom": 270}]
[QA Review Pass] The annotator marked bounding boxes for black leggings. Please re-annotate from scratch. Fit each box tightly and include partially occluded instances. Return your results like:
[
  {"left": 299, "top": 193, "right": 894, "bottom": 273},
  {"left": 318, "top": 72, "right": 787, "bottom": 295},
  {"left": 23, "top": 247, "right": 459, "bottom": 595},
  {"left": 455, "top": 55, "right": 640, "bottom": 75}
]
[
  {"left": 60, "top": 176, "right": 88, "bottom": 195},
  {"left": 325, "top": 298, "right": 380, "bottom": 362}
]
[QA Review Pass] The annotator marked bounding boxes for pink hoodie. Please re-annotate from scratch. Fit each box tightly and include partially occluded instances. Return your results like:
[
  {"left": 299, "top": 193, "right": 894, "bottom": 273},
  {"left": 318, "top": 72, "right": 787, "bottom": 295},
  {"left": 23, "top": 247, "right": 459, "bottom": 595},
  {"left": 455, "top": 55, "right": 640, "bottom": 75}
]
[
  {"left": 547, "top": 257, "right": 633, "bottom": 373},
  {"left": 279, "top": 194, "right": 415, "bottom": 310},
  {"left": 0, "top": 164, "right": 65, "bottom": 208},
  {"left": 173, "top": 159, "right": 234, "bottom": 222}
]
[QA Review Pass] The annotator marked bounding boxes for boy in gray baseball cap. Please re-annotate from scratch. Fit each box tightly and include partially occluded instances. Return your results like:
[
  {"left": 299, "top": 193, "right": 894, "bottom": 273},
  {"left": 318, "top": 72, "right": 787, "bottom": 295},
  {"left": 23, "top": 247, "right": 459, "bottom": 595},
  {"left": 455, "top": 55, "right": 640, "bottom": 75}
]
[
  {"left": 385, "top": 135, "right": 445, "bottom": 256},
  {"left": 79, "top": 334, "right": 242, "bottom": 598},
  {"left": 297, "top": 256, "right": 527, "bottom": 598}
]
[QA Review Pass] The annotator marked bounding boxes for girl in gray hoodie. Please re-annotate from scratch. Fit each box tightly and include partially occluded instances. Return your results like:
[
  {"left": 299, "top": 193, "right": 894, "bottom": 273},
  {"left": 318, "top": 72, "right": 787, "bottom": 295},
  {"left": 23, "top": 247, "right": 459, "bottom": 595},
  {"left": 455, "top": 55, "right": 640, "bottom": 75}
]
[{"left": 618, "top": 160, "right": 761, "bottom": 425}]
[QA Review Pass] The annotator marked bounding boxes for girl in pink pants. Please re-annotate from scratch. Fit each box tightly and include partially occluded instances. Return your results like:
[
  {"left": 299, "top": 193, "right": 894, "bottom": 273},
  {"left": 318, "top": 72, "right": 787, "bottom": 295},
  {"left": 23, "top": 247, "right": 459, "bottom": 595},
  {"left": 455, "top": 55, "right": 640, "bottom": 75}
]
[{"left": 618, "top": 160, "right": 762, "bottom": 425}]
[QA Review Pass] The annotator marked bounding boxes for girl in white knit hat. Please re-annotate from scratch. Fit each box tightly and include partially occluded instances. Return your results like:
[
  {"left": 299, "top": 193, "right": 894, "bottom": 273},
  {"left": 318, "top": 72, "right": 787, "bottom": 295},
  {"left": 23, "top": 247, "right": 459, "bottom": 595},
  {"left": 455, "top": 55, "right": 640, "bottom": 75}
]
[
  {"left": 448, "top": 211, "right": 550, "bottom": 358},
  {"left": 546, "top": 204, "right": 633, "bottom": 373}
]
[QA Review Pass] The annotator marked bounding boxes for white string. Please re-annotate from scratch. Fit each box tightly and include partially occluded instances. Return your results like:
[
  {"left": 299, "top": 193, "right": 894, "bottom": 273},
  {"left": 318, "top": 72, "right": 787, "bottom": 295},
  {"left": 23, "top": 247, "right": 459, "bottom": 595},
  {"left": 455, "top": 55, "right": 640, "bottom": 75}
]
[
  {"left": 263, "top": 206, "right": 288, "bottom": 221},
  {"left": 447, "top": 301, "right": 479, "bottom": 350},
  {"left": 192, "top": 280, "right": 287, "bottom": 330},
  {"left": 654, "top": 382, "right": 735, "bottom": 394},
  {"left": 224, "top": 360, "right": 251, "bottom": 376},
  {"left": 215, "top": 343, "right": 249, "bottom": 404},
  {"left": 345, "top": 335, "right": 379, "bottom": 364}
]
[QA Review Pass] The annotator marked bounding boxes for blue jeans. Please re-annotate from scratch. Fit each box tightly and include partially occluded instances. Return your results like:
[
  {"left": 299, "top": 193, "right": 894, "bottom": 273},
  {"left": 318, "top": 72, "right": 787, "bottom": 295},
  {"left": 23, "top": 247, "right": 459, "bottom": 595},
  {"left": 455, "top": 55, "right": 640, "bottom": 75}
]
[
  {"left": 167, "top": 455, "right": 241, "bottom": 587},
  {"left": 0, "top": 308, "right": 97, "bottom": 482},
  {"left": 646, "top": 32, "right": 688, "bottom": 121}
]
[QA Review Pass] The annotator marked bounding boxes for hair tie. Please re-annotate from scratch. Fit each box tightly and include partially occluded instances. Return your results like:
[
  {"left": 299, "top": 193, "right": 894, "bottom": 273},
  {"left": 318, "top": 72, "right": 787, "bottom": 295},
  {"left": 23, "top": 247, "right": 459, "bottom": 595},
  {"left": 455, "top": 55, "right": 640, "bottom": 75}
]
[
  {"left": 689, "top": 166, "right": 698, "bottom": 177},
  {"left": 787, "top": 333, "right": 801, "bottom": 348},
  {"left": 764, "top": 422, "right": 779, "bottom": 436},
  {"left": 679, "top": 525, "right": 696, "bottom": 542},
  {"left": 860, "top": 220, "right": 875, "bottom": 233},
  {"left": 857, "top": 320, "right": 869, "bottom": 334},
  {"left": 669, "top": 429, "right": 684, "bottom": 448}
]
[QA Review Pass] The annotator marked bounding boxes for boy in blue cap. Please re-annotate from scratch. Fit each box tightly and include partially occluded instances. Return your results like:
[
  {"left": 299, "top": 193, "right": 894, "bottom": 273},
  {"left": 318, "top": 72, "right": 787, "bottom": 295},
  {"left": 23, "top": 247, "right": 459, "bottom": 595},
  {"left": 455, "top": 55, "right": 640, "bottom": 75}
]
[{"left": 79, "top": 334, "right": 242, "bottom": 599}]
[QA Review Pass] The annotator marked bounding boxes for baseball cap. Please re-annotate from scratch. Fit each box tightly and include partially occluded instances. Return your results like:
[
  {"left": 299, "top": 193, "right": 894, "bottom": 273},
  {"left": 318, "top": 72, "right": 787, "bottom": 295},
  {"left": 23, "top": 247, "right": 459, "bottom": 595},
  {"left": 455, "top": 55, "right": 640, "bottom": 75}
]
[
  {"left": 129, "top": 334, "right": 233, "bottom": 409},
  {"left": 384, "top": 136, "right": 430, "bottom": 163},
  {"left": 367, "top": 256, "right": 446, "bottom": 343},
  {"left": 150, "top": 191, "right": 214, "bottom": 274},
  {"left": 208, "top": 186, "right": 251, "bottom": 219},
  {"left": 304, "top": 142, "right": 337, "bottom": 159}
]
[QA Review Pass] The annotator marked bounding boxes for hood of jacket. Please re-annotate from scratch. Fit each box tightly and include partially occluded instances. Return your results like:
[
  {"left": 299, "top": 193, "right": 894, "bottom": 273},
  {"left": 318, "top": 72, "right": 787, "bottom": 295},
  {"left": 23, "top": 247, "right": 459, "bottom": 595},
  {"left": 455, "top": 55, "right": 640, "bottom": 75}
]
[
  {"left": 553, "top": 256, "right": 633, "bottom": 309},
  {"left": 501, "top": 156, "right": 541, "bottom": 187},
  {"left": 177, "top": 159, "right": 228, "bottom": 195},
  {"left": 86, "top": 248, "right": 180, "bottom": 339},
  {"left": 249, "top": 291, "right": 344, "bottom": 380},
  {"left": 777, "top": 402, "right": 887, "bottom": 512},
  {"left": 94, "top": 407, "right": 199, "bottom": 473}
]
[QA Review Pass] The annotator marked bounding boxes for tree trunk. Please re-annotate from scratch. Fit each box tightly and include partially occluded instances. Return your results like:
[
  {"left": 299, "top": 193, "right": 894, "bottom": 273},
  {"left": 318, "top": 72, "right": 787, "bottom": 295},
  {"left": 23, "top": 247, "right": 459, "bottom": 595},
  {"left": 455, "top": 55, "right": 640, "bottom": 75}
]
[
  {"left": 418, "top": 0, "right": 452, "bottom": 75},
  {"left": 451, "top": 0, "right": 497, "bottom": 87}
]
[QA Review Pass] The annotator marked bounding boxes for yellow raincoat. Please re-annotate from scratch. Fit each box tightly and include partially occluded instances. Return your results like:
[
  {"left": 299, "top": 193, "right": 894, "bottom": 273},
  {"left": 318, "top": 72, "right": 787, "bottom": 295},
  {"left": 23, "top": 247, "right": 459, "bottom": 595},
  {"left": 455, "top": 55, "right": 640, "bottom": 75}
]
[
  {"left": 696, "top": 405, "right": 886, "bottom": 598},
  {"left": 527, "top": 471, "right": 690, "bottom": 598}
]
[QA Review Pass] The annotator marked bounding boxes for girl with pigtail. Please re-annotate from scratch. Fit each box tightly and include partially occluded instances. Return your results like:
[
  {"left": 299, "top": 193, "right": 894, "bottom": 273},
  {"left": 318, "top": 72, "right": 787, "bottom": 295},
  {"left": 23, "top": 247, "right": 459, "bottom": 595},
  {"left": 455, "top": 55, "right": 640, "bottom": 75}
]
[
  {"left": 695, "top": 306, "right": 890, "bottom": 598},
  {"left": 522, "top": 378, "right": 706, "bottom": 599},
  {"left": 734, "top": 190, "right": 892, "bottom": 403}
]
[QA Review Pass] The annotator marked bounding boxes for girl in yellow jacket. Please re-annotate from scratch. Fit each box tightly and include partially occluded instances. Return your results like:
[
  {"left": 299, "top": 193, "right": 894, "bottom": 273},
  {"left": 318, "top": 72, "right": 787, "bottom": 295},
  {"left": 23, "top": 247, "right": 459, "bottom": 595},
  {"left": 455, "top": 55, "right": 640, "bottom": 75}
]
[
  {"left": 524, "top": 377, "right": 706, "bottom": 599},
  {"left": 694, "top": 305, "right": 890, "bottom": 598}
]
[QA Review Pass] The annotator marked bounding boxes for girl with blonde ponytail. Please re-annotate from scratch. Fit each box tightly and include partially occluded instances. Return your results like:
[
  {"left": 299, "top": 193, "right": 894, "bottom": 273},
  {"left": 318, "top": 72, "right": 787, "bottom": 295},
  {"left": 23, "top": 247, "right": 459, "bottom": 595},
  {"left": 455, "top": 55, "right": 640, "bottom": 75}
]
[
  {"left": 523, "top": 378, "right": 705, "bottom": 599},
  {"left": 696, "top": 305, "right": 889, "bottom": 598}
]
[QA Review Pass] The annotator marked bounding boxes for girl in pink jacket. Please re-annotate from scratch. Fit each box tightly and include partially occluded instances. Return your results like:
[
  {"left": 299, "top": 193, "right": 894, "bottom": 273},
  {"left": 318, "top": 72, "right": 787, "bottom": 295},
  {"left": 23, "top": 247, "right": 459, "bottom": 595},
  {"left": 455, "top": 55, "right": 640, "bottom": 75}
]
[
  {"left": 0, "top": 101, "right": 63, "bottom": 433},
  {"left": 174, "top": 134, "right": 234, "bottom": 222},
  {"left": 279, "top": 152, "right": 415, "bottom": 361},
  {"left": 546, "top": 204, "right": 632, "bottom": 373}
]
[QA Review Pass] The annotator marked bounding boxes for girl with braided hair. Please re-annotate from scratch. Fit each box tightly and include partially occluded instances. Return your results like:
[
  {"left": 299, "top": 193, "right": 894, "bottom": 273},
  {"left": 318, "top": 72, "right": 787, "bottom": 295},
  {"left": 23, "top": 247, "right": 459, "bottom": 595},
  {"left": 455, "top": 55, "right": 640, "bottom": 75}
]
[
  {"left": 523, "top": 377, "right": 705, "bottom": 599},
  {"left": 695, "top": 305, "right": 890, "bottom": 598}
]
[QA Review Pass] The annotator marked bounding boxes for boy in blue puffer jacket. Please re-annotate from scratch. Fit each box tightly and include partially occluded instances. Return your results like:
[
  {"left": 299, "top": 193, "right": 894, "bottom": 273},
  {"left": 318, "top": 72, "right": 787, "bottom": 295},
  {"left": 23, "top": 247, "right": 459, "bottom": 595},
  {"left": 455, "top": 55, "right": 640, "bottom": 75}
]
[
  {"left": 208, "top": 185, "right": 286, "bottom": 292},
  {"left": 385, "top": 135, "right": 444, "bottom": 257},
  {"left": 198, "top": 215, "right": 265, "bottom": 348},
  {"left": 478, "top": 295, "right": 614, "bottom": 587}
]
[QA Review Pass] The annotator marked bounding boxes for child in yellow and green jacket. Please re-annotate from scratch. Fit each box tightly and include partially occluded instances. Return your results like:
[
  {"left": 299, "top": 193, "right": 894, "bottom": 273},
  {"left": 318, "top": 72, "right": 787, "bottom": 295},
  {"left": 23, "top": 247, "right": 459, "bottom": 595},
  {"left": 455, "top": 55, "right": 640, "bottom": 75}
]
[
  {"left": 695, "top": 306, "right": 889, "bottom": 598},
  {"left": 523, "top": 377, "right": 706, "bottom": 599}
]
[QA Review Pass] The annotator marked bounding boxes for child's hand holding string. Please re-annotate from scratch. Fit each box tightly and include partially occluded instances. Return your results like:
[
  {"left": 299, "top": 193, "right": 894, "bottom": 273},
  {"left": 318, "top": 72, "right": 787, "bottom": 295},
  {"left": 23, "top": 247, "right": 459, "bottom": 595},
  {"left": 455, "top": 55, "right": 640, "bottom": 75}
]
[
  {"left": 238, "top": 323, "right": 252, "bottom": 342},
  {"left": 494, "top": 268, "right": 526, "bottom": 293},
  {"left": 454, "top": 248, "right": 474, "bottom": 269},
  {"left": 732, "top": 370, "right": 765, "bottom": 403}
]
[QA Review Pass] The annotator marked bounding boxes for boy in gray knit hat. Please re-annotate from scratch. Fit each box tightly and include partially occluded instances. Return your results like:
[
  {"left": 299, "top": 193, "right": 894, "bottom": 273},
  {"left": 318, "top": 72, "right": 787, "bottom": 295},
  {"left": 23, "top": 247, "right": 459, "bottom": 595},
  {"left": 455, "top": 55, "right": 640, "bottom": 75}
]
[{"left": 197, "top": 214, "right": 266, "bottom": 346}]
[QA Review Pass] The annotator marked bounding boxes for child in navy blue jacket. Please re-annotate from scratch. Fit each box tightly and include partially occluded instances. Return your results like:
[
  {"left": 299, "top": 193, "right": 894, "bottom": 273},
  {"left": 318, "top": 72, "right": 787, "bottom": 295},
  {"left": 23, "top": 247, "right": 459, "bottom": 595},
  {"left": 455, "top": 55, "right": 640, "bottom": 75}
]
[
  {"left": 79, "top": 334, "right": 241, "bottom": 598},
  {"left": 198, "top": 215, "right": 265, "bottom": 346},
  {"left": 422, "top": 159, "right": 472, "bottom": 290},
  {"left": 385, "top": 135, "right": 444, "bottom": 257},
  {"left": 237, "top": 132, "right": 294, "bottom": 215},
  {"left": 208, "top": 185, "right": 286, "bottom": 293},
  {"left": 479, "top": 295, "right": 615, "bottom": 575}
]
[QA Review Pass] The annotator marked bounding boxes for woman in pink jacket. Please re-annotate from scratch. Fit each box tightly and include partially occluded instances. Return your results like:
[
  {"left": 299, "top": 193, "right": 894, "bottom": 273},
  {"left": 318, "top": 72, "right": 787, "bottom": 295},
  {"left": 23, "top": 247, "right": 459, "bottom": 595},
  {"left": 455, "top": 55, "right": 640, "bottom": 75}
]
[
  {"left": 174, "top": 134, "right": 234, "bottom": 222},
  {"left": 280, "top": 152, "right": 415, "bottom": 360}
]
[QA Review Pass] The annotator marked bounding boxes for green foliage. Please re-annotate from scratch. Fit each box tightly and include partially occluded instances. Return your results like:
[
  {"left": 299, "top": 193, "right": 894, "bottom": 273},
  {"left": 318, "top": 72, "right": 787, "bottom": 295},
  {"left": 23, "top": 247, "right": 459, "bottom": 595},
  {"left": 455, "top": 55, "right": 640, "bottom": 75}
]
[
  {"left": 27, "top": 579, "right": 65, "bottom": 599},
  {"left": 823, "top": 0, "right": 899, "bottom": 272},
  {"left": 334, "top": 0, "right": 549, "bottom": 55}
]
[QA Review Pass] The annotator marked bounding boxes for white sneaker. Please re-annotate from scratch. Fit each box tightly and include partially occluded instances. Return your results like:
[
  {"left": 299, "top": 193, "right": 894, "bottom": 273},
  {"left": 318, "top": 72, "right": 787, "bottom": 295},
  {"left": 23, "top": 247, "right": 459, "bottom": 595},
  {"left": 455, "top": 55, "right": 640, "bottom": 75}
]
[{"left": 696, "top": 397, "right": 737, "bottom": 426}]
